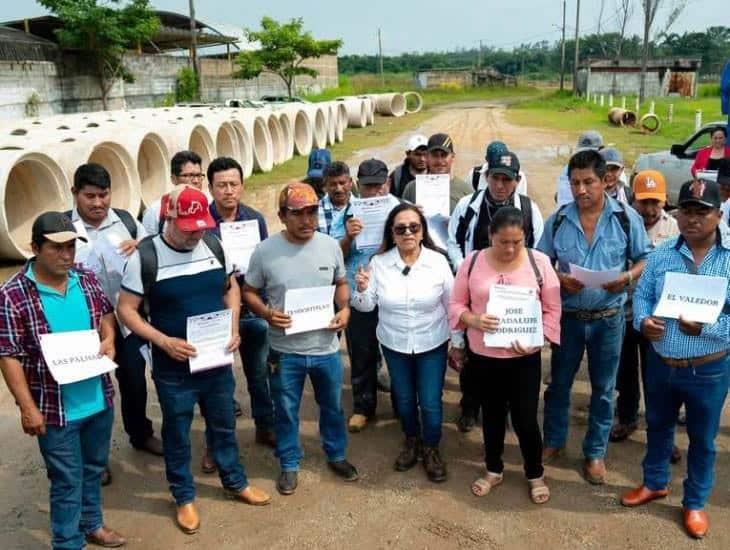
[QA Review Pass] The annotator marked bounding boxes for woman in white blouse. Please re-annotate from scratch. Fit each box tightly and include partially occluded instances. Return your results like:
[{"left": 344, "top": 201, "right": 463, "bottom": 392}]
[{"left": 353, "top": 204, "right": 461, "bottom": 483}]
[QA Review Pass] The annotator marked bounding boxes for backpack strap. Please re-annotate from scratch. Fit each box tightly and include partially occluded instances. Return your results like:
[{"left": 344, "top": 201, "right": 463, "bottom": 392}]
[
  {"left": 551, "top": 203, "right": 569, "bottom": 237},
  {"left": 613, "top": 207, "right": 632, "bottom": 269},
  {"left": 202, "top": 232, "right": 226, "bottom": 269},
  {"left": 467, "top": 249, "right": 480, "bottom": 278},
  {"left": 112, "top": 208, "right": 138, "bottom": 240},
  {"left": 136, "top": 235, "right": 158, "bottom": 299},
  {"left": 526, "top": 248, "right": 543, "bottom": 289},
  {"left": 455, "top": 191, "right": 483, "bottom": 256},
  {"left": 518, "top": 194, "right": 535, "bottom": 248},
  {"left": 471, "top": 166, "right": 482, "bottom": 191}
]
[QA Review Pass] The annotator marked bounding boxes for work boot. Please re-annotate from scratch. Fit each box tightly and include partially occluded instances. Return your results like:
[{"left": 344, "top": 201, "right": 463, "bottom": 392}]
[
  {"left": 277, "top": 471, "right": 298, "bottom": 495},
  {"left": 328, "top": 460, "right": 359, "bottom": 481},
  {"left": 394, "top": 437, "right": 421, "bottom": 471},
  {"left": 176, "top": 502, "right": 200, "bottom": 535},
  {"left": 583, "top": 458, "right": 607, "bottom": 485},
  {"left": 85, "top": 526, "right": 126, "bottom": 548},
  {"left": 422, "top": 446, "right": 447, "bottom": 483},
  {"left": 228, "top": 485, "right": 272, "bottom": 506}
]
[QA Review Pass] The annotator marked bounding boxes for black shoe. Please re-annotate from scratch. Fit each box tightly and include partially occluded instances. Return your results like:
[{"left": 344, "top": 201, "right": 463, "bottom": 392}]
[
  {"left": 457, "top": 414, "right": 476, "bottom": 433},
  {"left": 101, "top": 467, "right": 112, "bottom": 487},
  {"left": 394, "top": 437, "right": 421, "bottom": 471},
  {"left": 234, "top": 399, "right": 243, "bottom": 418},
  {"left": 422, "top": 446, "right": 447, "bottom": 483},
  {"left": 133, "top": 435, "right": 164, "bottom": 456},
  {"left": 255, "top": 430, "right": 277, "bottom": 448},
  {"left": 277, "top": 471, "right": 298, "bottom": 495},
  {"left": 328, "top": 460, "right": 359, "bottom": 482}
]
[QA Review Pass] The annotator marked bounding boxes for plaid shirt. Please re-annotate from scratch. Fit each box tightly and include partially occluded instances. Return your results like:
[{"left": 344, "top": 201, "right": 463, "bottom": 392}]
[
  {"left": 0, "top": 262, "right": 115, "bottom": 426},
  {"left": 317, "top": 195, "right": 351, "bottom": 238}
]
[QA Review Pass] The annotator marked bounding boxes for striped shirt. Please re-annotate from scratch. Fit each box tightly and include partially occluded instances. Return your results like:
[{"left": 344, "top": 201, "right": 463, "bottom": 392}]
[
  {"left": 0, "top": 263, "right": 115, "bottom": 426},
  {"left": 633, "top": 228, "right": 730, "bottom": 359}
]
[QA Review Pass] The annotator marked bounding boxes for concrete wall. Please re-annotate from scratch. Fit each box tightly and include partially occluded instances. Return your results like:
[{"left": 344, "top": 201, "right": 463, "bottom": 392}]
[
  {"left": 581, "top": 69, "right": 672, "bottom": 97},
  {"left": 0, "top": 52, "right": 339, "bottom": 120}
]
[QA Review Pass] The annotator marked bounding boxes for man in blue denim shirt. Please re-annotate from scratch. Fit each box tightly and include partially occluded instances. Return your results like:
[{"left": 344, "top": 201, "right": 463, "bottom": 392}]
[
  {"left": 538, "top": 150, "right": 650, "bottom": 484},
  {"left": 621, "top": 180, "right": 730, "bottom": 540}
]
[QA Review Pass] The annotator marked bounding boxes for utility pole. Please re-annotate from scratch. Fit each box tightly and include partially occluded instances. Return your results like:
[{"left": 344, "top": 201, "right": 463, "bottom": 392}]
[
  {"left": 378, "top": 28, "right": 385, "bottom": 87},
  {"left": 572, "top": 0, "right": 581, "bottom": 95},
  {"left": 189, "top": 0, "right": 201, "bottom": 100},
  {"left": 478, "top": 39, "right": 483, "bottom": 68},
  {"left": 559, "top": 0, "right": 567, "bottom": 91}
]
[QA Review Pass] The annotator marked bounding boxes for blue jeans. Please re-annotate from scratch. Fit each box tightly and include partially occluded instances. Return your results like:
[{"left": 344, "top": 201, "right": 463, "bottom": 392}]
[
  {"left": 381, "top": 342, "right": 448, "bottom": 447},
  {"left": 642, "top": 348, "right": 729, "bottom": 510},
  {"left": 154, "top": 367, "right": 248, "bottom": 504},
  {"left": 37, "top": 406, "right": 114, "bottom": 550},
  {"left": 239, "top": 313, "right": 274, "bottom": 431},
  {"left": 269, "top": 351, "right": 348, "bottom": 471},
  {"left": 543, "top": 312, "right": 624, "bottom": 459}
]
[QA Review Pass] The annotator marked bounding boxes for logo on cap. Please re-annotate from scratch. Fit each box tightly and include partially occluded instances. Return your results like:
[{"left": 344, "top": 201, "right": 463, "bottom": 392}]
[
  {"left": 690, "top": 180, "right": 705, "bottom": 199},
  {"left": 645, "top": 178, "right": 657, "bottom": 189},
  {"left": 179, "top": 200, "right": 204, "bottom": 216},
  {"left": 500, "top": 155, "right": 512, "bottom": 166}
]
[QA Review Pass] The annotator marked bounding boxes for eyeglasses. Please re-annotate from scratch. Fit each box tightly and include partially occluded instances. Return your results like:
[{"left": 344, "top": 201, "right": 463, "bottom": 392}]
[
  {"left": 212, "top": 181, "right": 242, "bottom": 190},
  {"left": 393, "top": 223, "right": 422, "bottom": 235},
  {"left": 178, "top": 173, "right": 206, "bottom": 181}
]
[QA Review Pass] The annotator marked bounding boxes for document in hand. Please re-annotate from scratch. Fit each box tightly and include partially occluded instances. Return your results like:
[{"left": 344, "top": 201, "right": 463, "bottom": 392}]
[
  {"left": 220, "top": 220, "right": 260, "bottom": 274},
  {"left": 484, "top": 284, "right": 544, "bottom": 348},
  {"left": 40, "top": 330, "right": 117, "bottom": 385},
  {"left": 653, "top": 272, "right": 728, "bottom": 324},
  {"left": 186, "top": 309, "right": 234, "bottom": 373},
  {"left": 569, "top": 263, "right": 622, "bottom": 288},
  {"left": 284, "top": 285, "right": 336, "bottom": 335},
  {"left": 350, "top": 196, "right": 392, "bottom": 249},
  {"left": 415, "top": 174, "right": 450, "bottom": 218}
]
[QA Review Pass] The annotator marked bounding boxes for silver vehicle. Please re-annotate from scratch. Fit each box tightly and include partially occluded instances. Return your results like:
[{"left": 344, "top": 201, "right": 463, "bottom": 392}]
[{"left": 632, "top": 121, "right": 727, "bottom": 206}]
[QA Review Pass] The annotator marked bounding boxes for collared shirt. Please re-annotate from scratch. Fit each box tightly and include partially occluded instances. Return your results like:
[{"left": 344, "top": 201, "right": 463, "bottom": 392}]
[
  {"left": 556, "top": 165, "right": 629, "bottom": 207},
  {"left": 646, "top": 211, "right": 680, "bottom": 246},
  {"left": 317, "top": 195, "right": 350, "bottom": 239},
  {"left": 0, "top": 263, "right": 114, "bottom": 426},
  {"left": 538, "top": 195, "right": 651, "bottom": 311},
  {"left": 352, "top": 246, "right": 463, "bottom": 353},
  {"left": 633, "top": 229, "right": 730, "bottom": 359}
]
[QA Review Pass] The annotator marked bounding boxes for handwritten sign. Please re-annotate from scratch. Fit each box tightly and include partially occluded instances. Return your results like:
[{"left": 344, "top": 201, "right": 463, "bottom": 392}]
[
  {"left": 40, "top": 330, "right": 117, "bottom": 385},
  {"left": 484, "top": 284, "right": 543, "bottom": 348},
  {"left": 653, "top": 272, "right": 727, "bottom": 324},
  {"left": 284, "top": 285, "right": 336, "bottom": 335}
]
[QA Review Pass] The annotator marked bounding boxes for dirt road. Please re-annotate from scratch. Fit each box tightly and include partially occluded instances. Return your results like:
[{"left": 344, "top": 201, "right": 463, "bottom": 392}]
[{"left": 1, "top": 103, "right": 728, "bottom": 549}]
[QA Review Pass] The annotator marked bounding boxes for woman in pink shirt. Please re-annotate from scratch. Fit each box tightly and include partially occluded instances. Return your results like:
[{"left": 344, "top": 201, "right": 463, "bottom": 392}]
[{"left": 449, "top": 207, "right": 561, "bottom": 504}]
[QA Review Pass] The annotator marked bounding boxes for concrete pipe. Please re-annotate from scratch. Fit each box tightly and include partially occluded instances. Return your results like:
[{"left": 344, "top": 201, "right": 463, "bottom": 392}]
[
  {"left": 228, "top": 119, "right": 255, "bottom": 178},
  {"left": 236, "top": 111, "right": 274, "bottom": 173},
  {"left": 640, "top": 113, "right": 661, "bottom": 134},
  {"left": 325, "top": 102, "right": 337, "bottom": 146},
  {"left": 608, "top": 107, "right": 637, "bottom": 127},
  {"left": 303, "top": 104, "right": 328, "bottom": 149},
  {"left": 186, "top": 123, "right": 216, "bottom": 169},
  {"left": 276, "top": 112, "right": 296, "bottom": 162},
  {"left": 339, "top": 98, "right": 368, "bottom": 128},
  {"left": 86, "top": 141, "right": 142, "bottom": 216},
  {"left": 404, "top": 91, "right": 424, "bottom": 114},
  {"left": 266, "top": 113, "right": 286, "bottom": 165},
  {"left": 374, "top": 93, "right": 407, "bottom": 117},
  {"left": 213, "top": 120, "right": 241, "bottom": 163},
  {"left": 278, "top": 107, "right": 313, "bottom": 157},
  {"left": 0, "top": 150, "right": 72, "bottom": 259},
  {"left": 335, "top": 102, "right": 347, "bottom": 142}
]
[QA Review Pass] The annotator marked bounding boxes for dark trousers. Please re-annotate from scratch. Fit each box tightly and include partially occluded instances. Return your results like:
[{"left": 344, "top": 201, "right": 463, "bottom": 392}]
[
  {"left": 615, "top": 322, "right": 649, "bottom": 425},
  {"left": 345, "top": 307, "right": 381, "bottom": 417},
  {"left": 469, "top": 351, "right": 544, "bottom": 480},
  {"left": 459, "top": 362, "right": 481, "bottom": 418},
  {"left": 114, "top": 330, "right": 153, "bottom": 447}
]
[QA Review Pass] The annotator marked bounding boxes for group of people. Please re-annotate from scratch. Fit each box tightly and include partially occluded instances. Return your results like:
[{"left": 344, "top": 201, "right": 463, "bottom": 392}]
[{"left": 0, "top": 126, "right": 728, "bottom": 549}]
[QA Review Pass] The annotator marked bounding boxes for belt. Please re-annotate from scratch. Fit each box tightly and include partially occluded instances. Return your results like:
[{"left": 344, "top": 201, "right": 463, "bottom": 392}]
[
  {"left": 564, "top": 308, "right": 620, "bottom": 321},
  {"left": 660, "top": 350, "right": 729, "bottom": 369}
]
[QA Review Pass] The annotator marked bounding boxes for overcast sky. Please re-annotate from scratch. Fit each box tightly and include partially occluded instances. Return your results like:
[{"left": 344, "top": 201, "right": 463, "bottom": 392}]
[{"left": 2, "top": 0, "right": 724, "bottom": 55}]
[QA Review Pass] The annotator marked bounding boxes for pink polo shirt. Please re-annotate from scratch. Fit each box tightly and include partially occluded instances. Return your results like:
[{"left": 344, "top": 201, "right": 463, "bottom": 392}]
[{"left": 449, "top": 249, "right": 562, "bottom": 359}]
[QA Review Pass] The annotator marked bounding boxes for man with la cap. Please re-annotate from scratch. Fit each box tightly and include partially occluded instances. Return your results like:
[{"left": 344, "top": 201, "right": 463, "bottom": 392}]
[
  {"left": 389, "top": 134, "right": 428, "bottom": 198},
  {"left": 117, "top": 186, "right": 271, "bottom": 535},
  {"left": 466, "top": 140, "right": 528, "bottom": 195},
  {"left": 622, "top": 179, "right": 730, "bottom": 540},
  {"left": 0, "top": 212, "right": 126, "bottom": 548}
]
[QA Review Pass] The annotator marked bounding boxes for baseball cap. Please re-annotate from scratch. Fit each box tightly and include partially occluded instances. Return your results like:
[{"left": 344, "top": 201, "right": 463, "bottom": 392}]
[
  {"left": 600, "top": 147, "right": 624, "bottom": 166},
  {"left": 633, "top": 170, "right": 667, "bottom": 201},
  {"left": 427, "top": 133, "right": 454, "bottom": 154},
  {"left": 166, "top": 185, "right": 216, "bottom": 231},
  {"left": 406, "top": 134, "right": 428, "bottom": 152},
  {"left": 717, "top": 158, "right": 730, "bottom": 186},
  {"left": 357, "top": 159, "right": 389, "bottom": 185},
  {"left": 32, "top": 211, "right": 88, "bottom": 244},
  {"left": 576, "top": 130, "right": 604, "bottom": 152},
  {"left": 485, "top": 140, "right": 508, "bottom": 162},
  {"left": 278, "top": 182, "right": 319, "bottom": 210},
  {"left": 678, "top": 179, "right": 722, "bottom": 209},
  {"left": 487, "top": 151, "right": 520, "bottom": 179},
  {"left": 307, "top": 148, "right": 331, "bottom": 179}
]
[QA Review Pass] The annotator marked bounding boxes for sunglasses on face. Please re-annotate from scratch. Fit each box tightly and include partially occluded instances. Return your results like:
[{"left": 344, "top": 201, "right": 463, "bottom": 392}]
[{"left": 393, "top": 223, "right": 422, "bottom": 235}]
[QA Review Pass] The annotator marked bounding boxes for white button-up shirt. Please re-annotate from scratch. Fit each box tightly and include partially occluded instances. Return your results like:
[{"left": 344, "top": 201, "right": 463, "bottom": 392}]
[{"left": 352, "top": 246, "right": 462, "bottom": 353}]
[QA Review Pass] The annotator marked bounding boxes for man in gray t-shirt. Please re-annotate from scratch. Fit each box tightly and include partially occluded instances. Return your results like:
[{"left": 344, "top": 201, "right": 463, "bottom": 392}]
[{"left": 243, "top": 182, "right": 359, "bottom": 496}]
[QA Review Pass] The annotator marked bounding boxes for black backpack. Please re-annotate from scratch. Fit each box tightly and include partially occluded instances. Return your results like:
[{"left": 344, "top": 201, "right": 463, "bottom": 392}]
[
  {"left": 471, "top": 165, "right": 482, "bottom": 191},
  {"left": 455, "top": 192, "right": 535, "bottom": 256},
  {"left": 65, "top": 208, "right": 138, "bottom": 239}
]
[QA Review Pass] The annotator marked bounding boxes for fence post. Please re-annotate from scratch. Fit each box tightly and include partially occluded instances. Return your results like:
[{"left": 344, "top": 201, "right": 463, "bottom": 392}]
[
  {"left": 695, "top": 110, "right": 702, "bottom": 131},
  {"left": 600, "top": 94, "right": 604, "bottom": 107},
  {"left": 668, "top": 104, "right": 674, "bottom": 124},
  {"left": 609, "top": 94, "right": 614, "bottom": 107},
  {"left": 649, "top": 101, "right": 655, "bottom": 114},
  {"left": 621, "top": 96, "right": 626, "bottom": 109}
]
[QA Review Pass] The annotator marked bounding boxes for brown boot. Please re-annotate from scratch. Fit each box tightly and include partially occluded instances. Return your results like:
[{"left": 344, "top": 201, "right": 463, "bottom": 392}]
[
  {"left": 201, "top": 448, "right": 216, "bottom": 474},
  {"left": 85, "top": 526, "right": 126, "bottom": 547},
  {"left": 228, "top": 485, "right": 272, "bottom": 506},
  {"left": 422, "top": 446, "right": 447, "bottom": 483},
  {"left": 541, "top": 447, "right": 564, "bottom": 464},
  {"left": 176, "top": 502, "right": 200, "bottom": 535},
  {"left": 583, "top": 458, "right": 607, "bottom": 485},
  {"left": 394, "top": 437, "right": 421, "bottom": 471}
]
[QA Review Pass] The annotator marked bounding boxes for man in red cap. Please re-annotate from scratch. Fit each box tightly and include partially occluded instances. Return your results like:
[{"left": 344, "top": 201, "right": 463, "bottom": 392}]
[{"left": 117, "top": 185, "right": 271, "bottom": 535}]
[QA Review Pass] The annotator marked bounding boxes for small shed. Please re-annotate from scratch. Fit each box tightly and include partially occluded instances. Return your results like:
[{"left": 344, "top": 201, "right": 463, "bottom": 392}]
[{"left": 577, "top": 57, "right": 702, "bottom": 98}]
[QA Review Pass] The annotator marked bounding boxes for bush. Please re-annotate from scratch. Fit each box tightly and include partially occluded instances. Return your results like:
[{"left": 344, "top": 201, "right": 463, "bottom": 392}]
[
  {"left": 698, "top": 83, "right": 721, "bottom": 98},
  {"left": 176, "top": 67, "right": 199, "bottom": 103}
]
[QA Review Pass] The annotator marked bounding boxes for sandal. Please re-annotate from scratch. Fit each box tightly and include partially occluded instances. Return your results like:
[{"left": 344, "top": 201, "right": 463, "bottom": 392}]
[
  {"left": 471, "top": 472, "right": 503, "bottom": 497},
  {"left": 528, "top": 477, "right": 550, "bottom": 504}
]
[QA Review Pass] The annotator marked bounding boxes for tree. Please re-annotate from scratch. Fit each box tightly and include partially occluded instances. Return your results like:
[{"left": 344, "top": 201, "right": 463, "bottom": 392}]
[
  {"left": 614, "top": 0, "right": 634, "bottom": 59},
  {"left": 639, "top": 0, "right": 661, "bottom": 102},
  {"left": 39, "top": 0, "right": 159, "bottom": 110},
  {"left": 234, "top": 17, "right": 342, "bottom": 98}
]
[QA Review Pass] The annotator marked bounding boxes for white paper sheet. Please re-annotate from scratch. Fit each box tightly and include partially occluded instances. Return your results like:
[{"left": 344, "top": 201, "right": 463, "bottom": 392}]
[
  {"left": 186, "top": 309, "right": 234, "bottom": 373},
  {"left": 40, "top": 330, "right": 117, "bottom": 385},
  {"left": 350, "top": 196, "right": 391, "bottom": 249},
  {"left": 484, "top": 284, "right": 544, "bottom": 348},
  {"left": 569, "top": 263, "right": 622, "bottom": 288},
  {"left": 220, "top": 220, "right": 260, "bottom": 274},
  {"left": 428, "top": 214, "right": 450, "bottom": 251},
  {"left": 653, "top": 272, "right": 728, "bottom": 324},
  {"left": 284, "top": 285, "right": 336, "bottom": 335},
  {"left": 415, "top": 174, "right": 450, "bottom": 218}
]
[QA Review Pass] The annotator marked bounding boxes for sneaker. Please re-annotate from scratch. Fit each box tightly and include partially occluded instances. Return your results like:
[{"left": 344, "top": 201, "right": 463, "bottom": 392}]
[
  {"left": 348, "top": 414, "right": 369, "bottom": 433},
  {"left": 328, "top": 460, "right": 359, "bottom": 482},
  {"left": 277, "top": 471, "right": 298, "bottom": 495},
  {"left": 422, "top": 446, "right": 447, "bottom": 483},
  {"left": 394, "top": 437, "right": 421, "bottom": 471}
]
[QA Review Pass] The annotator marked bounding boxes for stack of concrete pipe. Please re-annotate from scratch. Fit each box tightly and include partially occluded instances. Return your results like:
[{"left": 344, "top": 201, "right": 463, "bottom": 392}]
[{"left": 0, "top": 92, "right": 423, "bottom": 260}]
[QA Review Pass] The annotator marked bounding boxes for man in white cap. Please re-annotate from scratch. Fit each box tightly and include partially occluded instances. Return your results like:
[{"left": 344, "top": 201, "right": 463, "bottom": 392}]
[{"left": 388, "top": 134, "right": 428, "bottom": 198}]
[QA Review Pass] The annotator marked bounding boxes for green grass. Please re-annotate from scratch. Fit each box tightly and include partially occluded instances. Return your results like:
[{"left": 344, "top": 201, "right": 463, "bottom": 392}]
[{"left": 507, "top": 89, "right": 726, "bottom": 166}]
